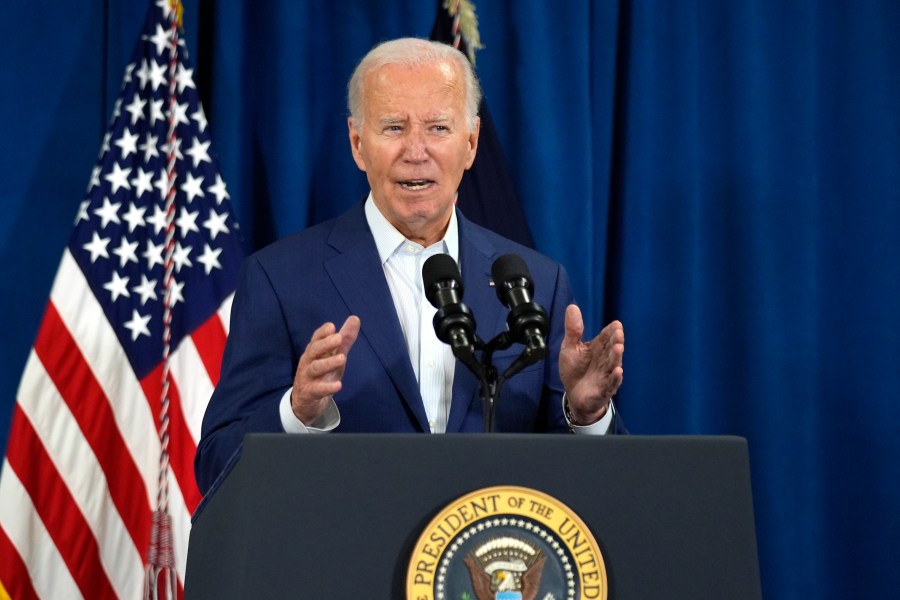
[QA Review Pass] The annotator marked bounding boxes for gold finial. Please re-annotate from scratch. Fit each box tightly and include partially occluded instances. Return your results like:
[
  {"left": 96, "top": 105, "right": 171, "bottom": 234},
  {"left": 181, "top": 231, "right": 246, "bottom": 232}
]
[
  {"left": 170, "top": 0, "right": 184, "bottom": 29},
  {"left": 444, "top": 0, "right": 484, "bottom": 63}
]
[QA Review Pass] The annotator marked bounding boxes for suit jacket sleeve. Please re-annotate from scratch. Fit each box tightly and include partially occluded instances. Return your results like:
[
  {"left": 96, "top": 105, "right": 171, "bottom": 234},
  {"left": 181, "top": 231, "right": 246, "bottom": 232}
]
[{"left": 194, "top": 255, "right": 298, "bottom": 494}]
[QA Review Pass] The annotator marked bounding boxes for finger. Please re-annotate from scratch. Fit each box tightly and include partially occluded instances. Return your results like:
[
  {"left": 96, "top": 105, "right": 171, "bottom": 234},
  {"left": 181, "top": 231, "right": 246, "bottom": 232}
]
[
  {"left": 309, "top": 321, "right": 336, "bottom": 343},
  {"left": 601, "top": 342, "right": 624, "bottom": 379},
  {"left": 595, "top": 319, "right": 623, "bottom": 347},
  {"left": 303, "top": 353, "right": 348, "bottom": 380},
  {"left": 293, "top": 354, "right": 346, "bottom": 406},
  {"left": 562, "top": 304, "right": 585, "bottom": 350},
  {"left": 304, "top": 329, "right": 345, "bottom": 361},
  {"left": 612, "top": 341, "right": 625, "bottom": 367},
  {"left": 593, "top": 321, "right": 624, "bottom": 363},
  {"left": 608, "top": 320, "right": 624, "bottom": 346},
  {"left": 303, "top": 322, "right": 337, "bottom": 357},
  {"left": 337, "top": 315, "right": 361, "bottom": 355},
  {"left": 601, "top": 326, "right": 624, "bottom": 358},
  {"left": 298, "top": 378, "right": 343, "bottom": 401},
  {"left": 609, "top": 322, "right": 625, "bottom": 365},
  {"left": 604, "top": 365, "right": 624, "bottom": 398}
]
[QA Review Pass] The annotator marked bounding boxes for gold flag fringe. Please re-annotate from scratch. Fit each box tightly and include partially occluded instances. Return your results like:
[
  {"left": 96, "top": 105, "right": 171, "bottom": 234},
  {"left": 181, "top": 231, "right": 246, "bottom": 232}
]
[{"left": 444, "top": 0, "right": 484, "bottom": 63}]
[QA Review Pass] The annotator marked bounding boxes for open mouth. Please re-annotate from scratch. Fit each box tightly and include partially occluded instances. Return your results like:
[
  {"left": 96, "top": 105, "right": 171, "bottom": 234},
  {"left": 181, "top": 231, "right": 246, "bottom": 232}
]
[{"left": 398, "top": 179, "right": 434, "bottom": 191}]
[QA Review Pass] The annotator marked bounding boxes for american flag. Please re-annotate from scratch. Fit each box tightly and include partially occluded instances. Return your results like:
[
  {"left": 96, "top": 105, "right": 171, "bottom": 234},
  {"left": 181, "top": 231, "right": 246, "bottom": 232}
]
[{"left": 0, "top": 0, "right": 242, "bottom": 597}]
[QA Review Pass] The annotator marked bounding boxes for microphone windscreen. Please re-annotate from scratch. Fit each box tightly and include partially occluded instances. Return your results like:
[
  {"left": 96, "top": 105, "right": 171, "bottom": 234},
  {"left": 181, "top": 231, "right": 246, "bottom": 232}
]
[
  {"left": 422, "top": 254, "right": 462, "bottom": 300},
  {"left": 491, "top": 253, "right": 532, "bottom": 286}
]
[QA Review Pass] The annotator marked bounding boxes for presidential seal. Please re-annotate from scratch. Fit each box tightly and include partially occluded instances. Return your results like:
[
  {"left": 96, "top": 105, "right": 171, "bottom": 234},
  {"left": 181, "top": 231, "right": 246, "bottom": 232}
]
[{"left": 407, "top": 486, "right": 607, "bottom": 600}]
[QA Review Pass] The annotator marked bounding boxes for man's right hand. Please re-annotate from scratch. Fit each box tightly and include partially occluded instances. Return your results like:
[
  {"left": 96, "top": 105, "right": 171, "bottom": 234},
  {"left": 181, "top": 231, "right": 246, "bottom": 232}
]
[{"left": 290, "top": 316, "right": 360, "bottom": 424}]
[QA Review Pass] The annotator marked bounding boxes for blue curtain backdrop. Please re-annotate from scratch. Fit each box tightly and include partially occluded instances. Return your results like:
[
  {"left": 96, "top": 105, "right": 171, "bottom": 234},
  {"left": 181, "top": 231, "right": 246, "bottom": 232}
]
[{"left": 1, "top": 1, "right": 898, "bottom": 598}]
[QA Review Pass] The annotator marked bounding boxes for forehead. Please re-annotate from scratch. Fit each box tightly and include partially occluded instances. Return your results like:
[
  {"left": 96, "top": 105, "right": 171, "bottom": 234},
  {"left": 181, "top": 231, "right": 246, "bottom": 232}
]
[{"left": 363, "top": 61, "right": 466, "bottom": 117}]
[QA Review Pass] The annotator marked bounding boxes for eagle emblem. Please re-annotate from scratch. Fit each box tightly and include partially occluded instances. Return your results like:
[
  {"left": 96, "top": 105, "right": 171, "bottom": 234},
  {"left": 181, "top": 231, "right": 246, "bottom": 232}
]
[{"left": 463, "top": 537, "right": 547, "bottom": 600}]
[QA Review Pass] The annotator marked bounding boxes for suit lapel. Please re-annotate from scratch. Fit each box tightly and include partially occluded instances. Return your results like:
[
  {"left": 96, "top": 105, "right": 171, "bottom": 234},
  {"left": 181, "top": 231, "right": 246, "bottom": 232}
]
[{"left": 323, "top": 204, "right": 429, "bottom": 431}]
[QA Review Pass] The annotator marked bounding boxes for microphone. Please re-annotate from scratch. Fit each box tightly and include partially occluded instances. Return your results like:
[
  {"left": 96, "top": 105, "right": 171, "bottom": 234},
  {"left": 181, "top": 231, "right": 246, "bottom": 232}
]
[
  {"left": 491, "top": 254, "right": 549, "bottom": 361},
  {"left": 422, "top": 254, "right": 478, "bottom": 365}
]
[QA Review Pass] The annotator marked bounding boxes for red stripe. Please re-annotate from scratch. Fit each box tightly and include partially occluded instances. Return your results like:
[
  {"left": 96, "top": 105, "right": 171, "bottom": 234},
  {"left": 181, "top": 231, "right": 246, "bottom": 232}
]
[
  {"left": 141, "top": 366, "right": 202, "bottom": 513},
  {"left": 33, "top": 303, "right": 151, "bottom": 557},
  {"left": 5, "top": 406, "right": 119, "bottom": 599},
  {"left": 190, "top": 313, "right": 227, "bottom": 385},
  {"left": 0, "top": 520, "right": 40, "bottom": 600}
]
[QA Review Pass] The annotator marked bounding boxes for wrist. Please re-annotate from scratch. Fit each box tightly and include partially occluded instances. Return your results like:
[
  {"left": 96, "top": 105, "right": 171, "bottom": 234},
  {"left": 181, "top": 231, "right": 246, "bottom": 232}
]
[{"left": 564, "top": 393, "right": 609, "bottom": 428}]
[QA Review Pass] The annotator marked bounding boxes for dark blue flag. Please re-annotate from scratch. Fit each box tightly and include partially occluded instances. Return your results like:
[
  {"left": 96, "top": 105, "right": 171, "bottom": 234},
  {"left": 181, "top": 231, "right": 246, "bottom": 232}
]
[{"left": 430, "top": 0, "right": 535, "bottom": 248}]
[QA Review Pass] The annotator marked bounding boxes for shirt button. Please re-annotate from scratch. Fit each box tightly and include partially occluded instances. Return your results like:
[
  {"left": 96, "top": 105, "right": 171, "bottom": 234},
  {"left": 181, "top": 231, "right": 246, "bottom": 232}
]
[{"left": 427, "top": 358, "right": 436, "bottom": 368}]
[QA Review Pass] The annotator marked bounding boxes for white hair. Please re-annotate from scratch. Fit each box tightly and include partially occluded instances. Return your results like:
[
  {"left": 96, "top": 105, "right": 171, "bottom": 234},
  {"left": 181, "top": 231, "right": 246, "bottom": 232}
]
[{"left": 347, "top": 37, "right": 482, "bottom": 132}]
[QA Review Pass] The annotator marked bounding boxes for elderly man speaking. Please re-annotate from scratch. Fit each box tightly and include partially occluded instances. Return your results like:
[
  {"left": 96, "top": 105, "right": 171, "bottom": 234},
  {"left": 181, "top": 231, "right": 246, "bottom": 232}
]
[{"left": 195, "top": 38, "right": 626, "bottom": 495}]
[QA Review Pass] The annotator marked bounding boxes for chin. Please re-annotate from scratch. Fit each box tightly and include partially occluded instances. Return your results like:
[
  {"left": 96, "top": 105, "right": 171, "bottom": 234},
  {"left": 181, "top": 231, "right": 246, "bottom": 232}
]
[{"left": 394, "top": 191, "right": 448, "bottom": 214}]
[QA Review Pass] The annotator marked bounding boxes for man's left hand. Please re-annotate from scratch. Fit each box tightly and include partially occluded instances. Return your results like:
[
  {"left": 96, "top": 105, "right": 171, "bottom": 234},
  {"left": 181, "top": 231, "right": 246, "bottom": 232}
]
[{"left": 559, "top": 305, "right": 624, "bottom": 425}]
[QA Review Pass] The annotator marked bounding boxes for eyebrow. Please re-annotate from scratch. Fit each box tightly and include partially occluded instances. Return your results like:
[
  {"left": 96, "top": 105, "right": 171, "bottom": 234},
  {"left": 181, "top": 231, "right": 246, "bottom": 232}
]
[{"left": 377, "top": 115, "right": 452, "bottom": 125}]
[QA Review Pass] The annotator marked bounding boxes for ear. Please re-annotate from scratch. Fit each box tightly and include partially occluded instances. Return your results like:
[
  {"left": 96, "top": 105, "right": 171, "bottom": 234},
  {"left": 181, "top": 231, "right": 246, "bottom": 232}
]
[
  {"left": 347, "top": 117, "right": 367, "bottom": 172},
  {"left": 464, "top": 117, "right": 481, "bottom": 170}
]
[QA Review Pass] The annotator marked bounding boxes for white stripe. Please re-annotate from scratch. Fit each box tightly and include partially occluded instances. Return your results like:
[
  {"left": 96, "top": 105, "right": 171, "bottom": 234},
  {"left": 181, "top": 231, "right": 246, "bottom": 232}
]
[
  {"left": 0, "top": 458, "right": 83, "bottom": 599},
  {"left": 51, "top": 250, "right": 160, "bottom": 508},
  {"left": 16, "top": 351, "right": 143, "bottom": 598},
  {"left": 218, "top": 292, "right": 234, "bottom": 334},
  {"left": 171, "top": 335, "right": 213, "bottom": 444}
]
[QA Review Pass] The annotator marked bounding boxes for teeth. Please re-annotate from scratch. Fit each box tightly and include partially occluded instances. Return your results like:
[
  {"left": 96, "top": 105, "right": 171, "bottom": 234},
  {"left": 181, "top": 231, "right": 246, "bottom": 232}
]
[{"left": 401, "top": 180, "right": 430, "bottom": 190}]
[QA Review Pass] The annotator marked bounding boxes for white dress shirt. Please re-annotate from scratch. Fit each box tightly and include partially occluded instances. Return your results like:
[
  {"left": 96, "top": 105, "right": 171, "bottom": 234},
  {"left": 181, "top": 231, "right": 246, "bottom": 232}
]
[{"left": 367, "top": 195, "right": 458, "bottom": 432}]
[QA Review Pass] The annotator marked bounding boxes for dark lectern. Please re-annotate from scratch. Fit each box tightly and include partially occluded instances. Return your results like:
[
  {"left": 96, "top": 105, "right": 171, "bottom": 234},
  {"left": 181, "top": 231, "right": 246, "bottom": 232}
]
[{"left": 185, "top": 435, "right": 761, "bottom": 599}]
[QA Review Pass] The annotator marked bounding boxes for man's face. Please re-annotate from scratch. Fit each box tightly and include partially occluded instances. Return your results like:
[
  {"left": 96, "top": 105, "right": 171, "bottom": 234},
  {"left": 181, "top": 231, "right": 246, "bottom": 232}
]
[{"left": 348, "top": 60, "right": 480, "bottom": 246}]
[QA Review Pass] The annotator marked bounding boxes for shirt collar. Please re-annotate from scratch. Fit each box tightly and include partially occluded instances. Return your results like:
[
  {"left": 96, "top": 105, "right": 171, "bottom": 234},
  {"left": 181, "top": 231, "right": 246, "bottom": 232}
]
[{"left": 364, "top": 192, "right": 459, "bottom": 265}]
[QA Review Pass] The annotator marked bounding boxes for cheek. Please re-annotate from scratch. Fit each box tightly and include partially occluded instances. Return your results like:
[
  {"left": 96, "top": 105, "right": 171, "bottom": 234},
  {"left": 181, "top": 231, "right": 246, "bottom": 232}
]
[{"left": 361, "top": 143, "right": 397, "bottom": 172}]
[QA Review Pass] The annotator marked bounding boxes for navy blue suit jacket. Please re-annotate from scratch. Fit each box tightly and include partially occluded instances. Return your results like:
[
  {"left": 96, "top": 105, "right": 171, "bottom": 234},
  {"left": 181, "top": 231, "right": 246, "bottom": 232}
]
[{"left": 195, "top": 201, "right": 625, "bottom": 494}]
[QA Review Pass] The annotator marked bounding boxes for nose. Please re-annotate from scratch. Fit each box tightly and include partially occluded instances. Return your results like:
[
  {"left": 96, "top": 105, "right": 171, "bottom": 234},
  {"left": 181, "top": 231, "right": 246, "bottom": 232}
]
[{"left": 403, "top": 127, "right": 428, "bottom": 162}]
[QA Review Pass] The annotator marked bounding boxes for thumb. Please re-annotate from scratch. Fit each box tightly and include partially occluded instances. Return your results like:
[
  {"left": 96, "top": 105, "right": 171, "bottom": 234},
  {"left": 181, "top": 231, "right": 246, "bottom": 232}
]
[
  {"left": 338, "top": 315, "right": 361, "bottom": 355},
  {"left": 562, "top": 304, "right": 584, "bottom": 351}
]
